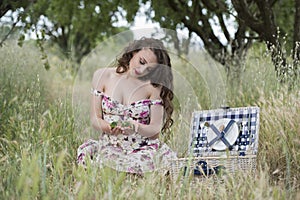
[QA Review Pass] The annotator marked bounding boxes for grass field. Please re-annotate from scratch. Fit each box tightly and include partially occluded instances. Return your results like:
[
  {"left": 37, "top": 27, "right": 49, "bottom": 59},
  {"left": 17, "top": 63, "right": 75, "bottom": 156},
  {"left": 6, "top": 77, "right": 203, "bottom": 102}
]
[{"left": 0, "top": 39, "right": 299, "bottom": 200}]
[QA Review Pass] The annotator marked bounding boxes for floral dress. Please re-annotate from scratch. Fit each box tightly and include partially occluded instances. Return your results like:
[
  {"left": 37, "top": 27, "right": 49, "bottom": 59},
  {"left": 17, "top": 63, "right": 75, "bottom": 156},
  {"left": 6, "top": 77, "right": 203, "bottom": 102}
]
[{"left": 76, "top": 89, "right": 177, "bottom": 174}]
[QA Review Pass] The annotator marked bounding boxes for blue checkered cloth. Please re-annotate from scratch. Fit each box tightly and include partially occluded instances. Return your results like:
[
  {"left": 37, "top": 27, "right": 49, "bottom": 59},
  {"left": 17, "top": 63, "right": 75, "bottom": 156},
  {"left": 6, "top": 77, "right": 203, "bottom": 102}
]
[{"left": 189, "top": 107, "right": 260, "bottom": 157}]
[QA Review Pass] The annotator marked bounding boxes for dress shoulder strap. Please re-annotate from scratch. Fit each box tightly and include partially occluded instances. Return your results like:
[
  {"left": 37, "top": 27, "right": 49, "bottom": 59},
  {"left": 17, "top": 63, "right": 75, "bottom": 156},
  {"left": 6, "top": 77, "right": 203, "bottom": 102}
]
[
  {"left": 151, "top": 99, "right": 163, "bottom": 106},
  {"left": 91, "top": 88, "right": 104, "bottom": 97}
]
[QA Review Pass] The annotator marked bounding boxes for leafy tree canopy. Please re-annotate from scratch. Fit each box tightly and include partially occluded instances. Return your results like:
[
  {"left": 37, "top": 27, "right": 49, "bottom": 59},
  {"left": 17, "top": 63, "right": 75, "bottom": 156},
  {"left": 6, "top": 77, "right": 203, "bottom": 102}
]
[
  {"left": 143, "top": 0, "right": 300, "bottom": 86},
  {"left": 0, "top": 0, "right": 139, "bottom": 67}
]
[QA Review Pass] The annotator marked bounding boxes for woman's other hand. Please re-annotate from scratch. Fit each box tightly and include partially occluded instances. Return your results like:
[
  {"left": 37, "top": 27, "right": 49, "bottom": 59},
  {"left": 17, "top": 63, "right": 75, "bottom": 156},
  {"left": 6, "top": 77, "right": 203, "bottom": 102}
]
[
  {"left": 110, "top": 120, "right": 137, "bottom": 135},
  {"left": 111, "top": 125, "right": 125, "bottom": 135}
]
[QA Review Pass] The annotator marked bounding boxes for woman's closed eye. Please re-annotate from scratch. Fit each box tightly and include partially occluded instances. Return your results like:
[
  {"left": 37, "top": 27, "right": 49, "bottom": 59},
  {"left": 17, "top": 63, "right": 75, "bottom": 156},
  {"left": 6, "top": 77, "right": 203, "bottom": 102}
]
[{"left": 139, "top": 58, "right": 147, "bottom": 65}]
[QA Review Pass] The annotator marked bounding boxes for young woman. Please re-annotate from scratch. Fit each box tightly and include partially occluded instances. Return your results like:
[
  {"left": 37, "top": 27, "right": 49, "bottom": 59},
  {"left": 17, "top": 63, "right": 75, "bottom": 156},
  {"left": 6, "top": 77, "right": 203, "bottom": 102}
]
[{"left": 77, "top": 37, "right": 177, "bottom": 174}]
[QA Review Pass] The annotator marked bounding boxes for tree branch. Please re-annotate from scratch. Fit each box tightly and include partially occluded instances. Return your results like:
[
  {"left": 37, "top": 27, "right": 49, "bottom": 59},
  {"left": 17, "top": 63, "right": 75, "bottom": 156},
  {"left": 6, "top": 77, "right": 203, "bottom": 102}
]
[
  {"left": 0, "top": 4, "right": 12, "bottom": 18},
  {"left": 201, "top": 0, "right": 217, "bottom": 10},
  {"left": 216, "top": 13, "right": 231, "bottom": 42},
  {"left": 231, "top": 0, "right": 263, "bottom": 33},
  {"left": 0, "top": 20, "right": 18, "bottom": 47}
]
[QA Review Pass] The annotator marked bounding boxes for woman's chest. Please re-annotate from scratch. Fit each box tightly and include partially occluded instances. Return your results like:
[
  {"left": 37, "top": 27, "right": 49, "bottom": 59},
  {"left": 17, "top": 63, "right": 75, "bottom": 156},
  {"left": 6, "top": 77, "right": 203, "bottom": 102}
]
[{"left": 104, "top": 76, "right": 152, "bottom": 105}]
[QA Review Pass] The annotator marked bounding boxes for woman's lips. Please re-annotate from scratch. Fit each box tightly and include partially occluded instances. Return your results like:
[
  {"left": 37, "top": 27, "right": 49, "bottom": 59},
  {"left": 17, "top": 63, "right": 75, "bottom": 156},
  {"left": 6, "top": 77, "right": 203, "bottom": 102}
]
[{"left": 134, "top": 69, "right": 141, "bottom": 75}]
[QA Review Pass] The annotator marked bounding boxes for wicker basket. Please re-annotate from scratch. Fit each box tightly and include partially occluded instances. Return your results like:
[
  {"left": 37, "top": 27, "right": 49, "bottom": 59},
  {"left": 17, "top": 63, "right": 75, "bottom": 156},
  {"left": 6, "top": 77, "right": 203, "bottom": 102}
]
[
  {"left": 170, "top": 107, "right": 260, "bottom": 182},
  {"left": 170, "top": 155, "right": 257, "bottom": 182}
]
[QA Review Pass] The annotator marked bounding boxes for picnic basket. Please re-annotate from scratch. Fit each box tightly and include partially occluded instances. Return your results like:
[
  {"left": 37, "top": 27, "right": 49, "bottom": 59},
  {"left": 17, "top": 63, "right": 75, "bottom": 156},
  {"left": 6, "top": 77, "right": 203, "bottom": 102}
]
[{"left": 170, "top": 106, "right": 260, "bottom": 181}]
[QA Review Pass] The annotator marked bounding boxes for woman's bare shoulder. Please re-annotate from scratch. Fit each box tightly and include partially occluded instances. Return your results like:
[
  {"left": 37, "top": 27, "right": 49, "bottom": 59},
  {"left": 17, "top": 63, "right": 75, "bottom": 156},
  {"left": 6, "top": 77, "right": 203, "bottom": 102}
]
[
  {"left": 149, "top": 85, "right": 162, "bottom": 100},
  {"left": 93, "top": 67, "right": 115, "bottom": 77},
  {"left": 92, "top": 68, "right": 115, "bottom": 89}
]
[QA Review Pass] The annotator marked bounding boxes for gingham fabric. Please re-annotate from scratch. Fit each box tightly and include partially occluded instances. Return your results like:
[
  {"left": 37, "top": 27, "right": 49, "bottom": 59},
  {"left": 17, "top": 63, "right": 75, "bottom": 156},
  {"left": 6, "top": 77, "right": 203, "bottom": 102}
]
[{"left": 189, "top": 107, "right": 260, "bottom": 157}]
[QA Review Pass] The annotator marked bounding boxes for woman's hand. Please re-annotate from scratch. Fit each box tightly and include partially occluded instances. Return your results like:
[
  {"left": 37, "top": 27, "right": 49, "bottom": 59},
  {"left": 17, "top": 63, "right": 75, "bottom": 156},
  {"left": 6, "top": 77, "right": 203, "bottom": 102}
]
[
  {"left": 99, "top": 120, "right": 112, "bottom": 133},
  {"left": 111, "top": 125, "right": 126, "bottom": 135},
  {"left": 121, "top": 126, "right": 135, "bottom": 135},
  {"left": 109, "top": 120, "right": 138, "bottom": 135},
  {"left": 122, "top": 120, "right": 138, "bottom": 135}
]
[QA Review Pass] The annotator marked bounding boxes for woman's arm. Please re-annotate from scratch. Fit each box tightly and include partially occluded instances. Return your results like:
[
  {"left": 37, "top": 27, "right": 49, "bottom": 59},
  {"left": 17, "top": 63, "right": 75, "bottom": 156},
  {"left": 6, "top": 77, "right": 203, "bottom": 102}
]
[
  {"left": 90, "top": 92, "right": 112, "bottom": 133},
  {"left": 132, "top": 87, "right": 164, "bottom": 139},
  {"left": 90, "top": 68, "right": 127, "bottom": 135},
  {"left": 90, "top": 69, "right": 111, "bottom": 133},
  {"left": 133, "top": 105, "right": 164, "bottom": 139}
]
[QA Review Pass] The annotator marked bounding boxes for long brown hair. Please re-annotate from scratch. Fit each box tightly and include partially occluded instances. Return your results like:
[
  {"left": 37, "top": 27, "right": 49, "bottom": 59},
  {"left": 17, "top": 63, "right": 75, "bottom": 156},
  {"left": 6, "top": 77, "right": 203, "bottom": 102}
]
[{"left": 116, "top": 37, "right": 174, "bottom": 133}]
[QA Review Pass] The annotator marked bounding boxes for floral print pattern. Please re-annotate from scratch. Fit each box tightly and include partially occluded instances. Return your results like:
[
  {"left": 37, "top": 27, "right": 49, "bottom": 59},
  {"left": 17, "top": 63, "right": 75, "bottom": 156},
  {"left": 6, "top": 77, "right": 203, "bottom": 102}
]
[{"left": 76, "top": 89, "right": 177, "bottom": 174}]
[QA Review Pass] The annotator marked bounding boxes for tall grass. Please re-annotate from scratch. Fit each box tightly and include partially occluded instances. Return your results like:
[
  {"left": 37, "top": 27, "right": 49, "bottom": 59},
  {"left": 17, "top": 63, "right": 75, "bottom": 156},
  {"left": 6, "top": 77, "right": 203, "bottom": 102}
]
[{"left": 0, "top": 40, "right": 299, "bottom": 199}]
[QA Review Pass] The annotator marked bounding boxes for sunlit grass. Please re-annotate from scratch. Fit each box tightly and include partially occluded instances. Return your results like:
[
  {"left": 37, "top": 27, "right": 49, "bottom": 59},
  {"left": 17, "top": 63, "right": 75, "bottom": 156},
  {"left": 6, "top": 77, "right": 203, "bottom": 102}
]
[{"left": 0, "top": 40, "right": 299, "bottom": 199}]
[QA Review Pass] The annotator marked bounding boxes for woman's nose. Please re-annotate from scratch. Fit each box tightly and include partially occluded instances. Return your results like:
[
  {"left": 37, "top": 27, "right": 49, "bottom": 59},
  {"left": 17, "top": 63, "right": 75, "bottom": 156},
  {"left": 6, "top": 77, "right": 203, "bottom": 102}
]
[{"left": 136, "top": 65, "right": 147, "bottom": 72}]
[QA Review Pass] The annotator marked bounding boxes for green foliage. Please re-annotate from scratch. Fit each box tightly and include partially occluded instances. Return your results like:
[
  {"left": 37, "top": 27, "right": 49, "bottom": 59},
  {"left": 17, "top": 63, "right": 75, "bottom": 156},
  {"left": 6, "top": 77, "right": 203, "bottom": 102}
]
[
  {"left": 273, "top": 0, "right": 295, "bottom": 53},
  {"left": 144, "top": 0, "right": 300, "bottom": 88},
  {"left": 0, "top": 41, "right": 79, "bottom": 199},
  {"left": 0, "top": 0, "right": 30, "bottom": 18},
  {"left": 1, "top": 0, "right": 140, "bottom": 67}
]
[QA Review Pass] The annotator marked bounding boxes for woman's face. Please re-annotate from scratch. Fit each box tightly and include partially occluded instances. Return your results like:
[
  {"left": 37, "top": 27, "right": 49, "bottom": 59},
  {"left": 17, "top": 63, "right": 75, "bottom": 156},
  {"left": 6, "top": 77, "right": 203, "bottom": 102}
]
[{"left": 128, "top": 48, "right": 158, "bottom": 78}]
